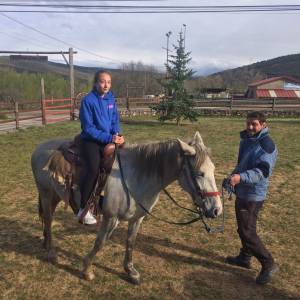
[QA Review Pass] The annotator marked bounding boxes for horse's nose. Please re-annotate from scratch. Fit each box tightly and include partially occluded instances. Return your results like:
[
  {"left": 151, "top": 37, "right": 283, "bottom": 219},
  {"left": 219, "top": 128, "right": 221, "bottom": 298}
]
[{"left": 213, "top": 208, "right": 219, "bottom": 217}]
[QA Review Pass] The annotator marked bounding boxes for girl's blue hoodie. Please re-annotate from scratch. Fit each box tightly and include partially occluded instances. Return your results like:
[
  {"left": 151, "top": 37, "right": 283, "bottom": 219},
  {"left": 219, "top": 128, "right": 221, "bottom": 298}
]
[{"left": 79, "top": 89, "right": 120, "bottom": 143}]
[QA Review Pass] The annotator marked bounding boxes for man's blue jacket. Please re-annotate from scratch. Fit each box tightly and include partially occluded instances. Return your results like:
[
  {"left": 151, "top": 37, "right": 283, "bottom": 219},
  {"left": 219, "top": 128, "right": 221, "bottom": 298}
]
[
  {"left": 233, "top": 127, "right": 278, "bottom": 201},
  {"left": 79, "top": 89, "right": 120, "bottom": 144}
]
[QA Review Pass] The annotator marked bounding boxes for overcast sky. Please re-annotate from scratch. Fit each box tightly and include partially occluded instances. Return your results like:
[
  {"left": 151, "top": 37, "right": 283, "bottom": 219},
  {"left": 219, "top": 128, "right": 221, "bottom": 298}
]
[{"left": 0, "top": 0, "right": 300, "bottom": 75}]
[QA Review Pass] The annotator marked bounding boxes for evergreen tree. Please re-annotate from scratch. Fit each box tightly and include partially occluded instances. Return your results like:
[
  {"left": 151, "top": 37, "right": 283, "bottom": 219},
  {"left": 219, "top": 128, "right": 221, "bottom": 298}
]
[{"left": 152, "top": 31, "right": 199, "bottom": 125}]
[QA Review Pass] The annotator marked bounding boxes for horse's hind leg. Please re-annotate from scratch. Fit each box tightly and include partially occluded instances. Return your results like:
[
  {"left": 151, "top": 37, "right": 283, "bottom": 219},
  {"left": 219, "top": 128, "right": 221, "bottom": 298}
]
[
  {"left": 124, "top": 217, "right": 144, "bottom": 285},
  {"left": 82, "top": 216, "right": 119, "bottom": 281},
  {"left": 39, "top": 190, "right": 60, "bottom": 263}
]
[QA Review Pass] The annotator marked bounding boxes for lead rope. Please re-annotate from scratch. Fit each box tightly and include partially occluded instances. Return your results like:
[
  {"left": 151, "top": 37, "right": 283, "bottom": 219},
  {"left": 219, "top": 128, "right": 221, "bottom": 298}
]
[
  {"left": 116, "top": 149, "right": 203, "bottom": 226},
  {"left": 116, "top": 150, "right": 227, "bottom": 232}
]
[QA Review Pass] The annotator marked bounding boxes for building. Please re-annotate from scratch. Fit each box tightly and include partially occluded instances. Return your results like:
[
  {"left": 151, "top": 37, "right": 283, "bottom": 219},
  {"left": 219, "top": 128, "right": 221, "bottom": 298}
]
[
  {"left": 9, "top": 55, "right": 48, "bottom": 63},
  {"left": 199, "top": 88, "right": 230, "bottom": 99},
  {"left": 246, "top": 76, "right": 300, "bottom": 99}
]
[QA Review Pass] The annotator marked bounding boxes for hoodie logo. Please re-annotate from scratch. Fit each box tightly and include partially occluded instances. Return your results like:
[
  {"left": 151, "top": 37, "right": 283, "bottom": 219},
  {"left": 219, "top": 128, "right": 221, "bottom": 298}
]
[{"left": 108, "top": 104, "right": 114, "bottom": 109}]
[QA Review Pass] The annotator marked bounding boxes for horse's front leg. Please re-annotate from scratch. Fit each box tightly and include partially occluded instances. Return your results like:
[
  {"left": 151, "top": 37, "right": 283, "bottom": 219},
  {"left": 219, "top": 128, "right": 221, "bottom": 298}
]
[
  {"left": 124, "top": 217, "right": 144, "bottom": 285},
  {"left": 82, "top": 216, "right": 118, "bottom": 281}
]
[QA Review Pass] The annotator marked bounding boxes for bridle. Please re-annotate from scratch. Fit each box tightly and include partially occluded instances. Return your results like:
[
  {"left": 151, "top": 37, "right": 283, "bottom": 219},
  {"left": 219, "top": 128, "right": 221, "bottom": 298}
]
[
  {"left": 173, "top": 154, "right": 224, "bottom": 233},
  {"left": 183, "top": 154, "right": 221, "bottom": 204},
  {"left": 116, "top": 147, "right": 225, "bottom": 233}
]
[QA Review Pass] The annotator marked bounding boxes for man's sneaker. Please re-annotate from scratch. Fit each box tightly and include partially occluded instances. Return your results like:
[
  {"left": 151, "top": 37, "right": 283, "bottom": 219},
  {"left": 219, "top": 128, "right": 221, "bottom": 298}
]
[
  {"left": 256, "top": 263, "right": 279, "bottom": 285},
  {"left": 225, "top": 255, "right": 251, "bottom": 269},
  {"left": 77, "top": 208, "right": 97, "bottom": 225}
]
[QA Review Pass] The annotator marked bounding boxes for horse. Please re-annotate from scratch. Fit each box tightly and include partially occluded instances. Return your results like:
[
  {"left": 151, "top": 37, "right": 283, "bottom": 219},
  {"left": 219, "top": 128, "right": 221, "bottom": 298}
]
[{"left": 31, "top": 131, "right": 223, "bottom": 284}]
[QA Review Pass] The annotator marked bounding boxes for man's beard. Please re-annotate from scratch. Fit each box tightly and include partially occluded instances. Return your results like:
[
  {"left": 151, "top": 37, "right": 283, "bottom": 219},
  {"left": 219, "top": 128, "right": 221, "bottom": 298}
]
[{"left": 247, "top": 130, "right": 256, "bottom": 136}]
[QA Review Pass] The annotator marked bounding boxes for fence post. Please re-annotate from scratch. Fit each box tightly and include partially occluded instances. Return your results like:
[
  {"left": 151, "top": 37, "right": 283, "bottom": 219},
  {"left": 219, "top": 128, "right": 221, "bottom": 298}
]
[
  {"left": 126, "top": 84, "right": 130, "bottom": 116},
  {"left": 41, "top": 78, "right": 46, "bottom": 125},
  {"left": 230, "top": 97, "right": 233, "bottom": 115},
  {"left": 14, "top": 101, "right": 19, "bottom": 129},
  {"left": 272, "top": 98, "right": 276, "bottom": 114}
]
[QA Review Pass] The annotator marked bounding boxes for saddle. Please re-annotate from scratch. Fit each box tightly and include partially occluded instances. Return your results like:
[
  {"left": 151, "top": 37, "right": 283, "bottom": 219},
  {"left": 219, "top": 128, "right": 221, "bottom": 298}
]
[{"left": 58, "top": 135, "right": 117, "bottom": 221}]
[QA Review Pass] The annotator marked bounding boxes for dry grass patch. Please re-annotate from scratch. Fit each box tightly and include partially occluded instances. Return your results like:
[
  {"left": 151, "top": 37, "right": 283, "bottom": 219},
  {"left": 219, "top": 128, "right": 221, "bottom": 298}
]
[{"left": 0, "top": 117, "right": 299, "bottom": 299}]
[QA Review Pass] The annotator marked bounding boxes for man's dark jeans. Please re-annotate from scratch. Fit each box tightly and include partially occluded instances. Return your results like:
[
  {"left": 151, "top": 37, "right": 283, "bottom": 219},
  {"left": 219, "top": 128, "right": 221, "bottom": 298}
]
[{"left": 235, "top": 198, "right": 273, "bottom": 268}]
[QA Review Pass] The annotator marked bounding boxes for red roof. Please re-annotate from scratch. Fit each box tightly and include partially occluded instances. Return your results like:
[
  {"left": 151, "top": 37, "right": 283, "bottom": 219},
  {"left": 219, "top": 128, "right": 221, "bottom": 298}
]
[
  {"left": 249, "top": 76, "right": 300, "bottom": 87},
  {"left": 256, "top": 89, "right": 299, "bottom": 98},
  {"left": 256, "top": 90, "right": 271, "bottom": 98},
  {"left": 274, "top": 89, "right": 297, "bottom": 98}
]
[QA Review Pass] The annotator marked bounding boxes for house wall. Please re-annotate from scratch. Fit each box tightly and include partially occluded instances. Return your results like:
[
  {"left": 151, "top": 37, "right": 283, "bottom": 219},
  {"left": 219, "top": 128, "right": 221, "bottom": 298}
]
[{"left": 257, "top": 80, "right": 284, "bottom": 89}]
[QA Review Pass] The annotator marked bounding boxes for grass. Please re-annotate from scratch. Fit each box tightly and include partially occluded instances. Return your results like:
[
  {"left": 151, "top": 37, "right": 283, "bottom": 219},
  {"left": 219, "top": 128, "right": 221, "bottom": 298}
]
[{"left": 0, "top": 116, "right": 299, "bottom": 299}]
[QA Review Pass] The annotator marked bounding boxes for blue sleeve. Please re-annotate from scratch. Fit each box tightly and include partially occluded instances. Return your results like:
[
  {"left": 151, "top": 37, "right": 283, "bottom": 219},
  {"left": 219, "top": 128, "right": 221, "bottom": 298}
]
[
  {"left": 79, "top": 99, "right": 112, "bottom": 143},
  {"left": 110, "top": 101, "right": 120, "bottom": 135},
  {"left": 239, "top": 148, "right": 278, "bottom": 184},
  {"left": 239, "top": 168, "right": 264, "bottom": 184},
  {"left": 231, "top": 142, "right": 242, "bottom": 174}
]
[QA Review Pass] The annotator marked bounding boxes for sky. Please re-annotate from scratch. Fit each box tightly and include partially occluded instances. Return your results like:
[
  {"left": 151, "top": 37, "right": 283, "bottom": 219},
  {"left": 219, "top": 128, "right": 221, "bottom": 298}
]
[{"left": 0, "top": 0, "right": 300, "bottom": 75}]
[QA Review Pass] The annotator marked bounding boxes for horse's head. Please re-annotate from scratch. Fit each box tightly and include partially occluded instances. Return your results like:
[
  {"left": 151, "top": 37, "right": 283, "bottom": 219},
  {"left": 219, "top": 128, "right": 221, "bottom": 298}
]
[{"left": 177, "top": 132, "right": 223, "bottom": 219}]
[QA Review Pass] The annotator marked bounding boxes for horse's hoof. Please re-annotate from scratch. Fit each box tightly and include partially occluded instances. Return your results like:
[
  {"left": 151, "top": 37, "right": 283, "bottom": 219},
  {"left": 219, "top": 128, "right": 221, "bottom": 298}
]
[
  {"left": 47, "top": 251, "right": 57, "bottom": 264},
  {"left": 128, "top": 274, "right": 142, "bottom": 285},
  {"left": 47, "top": 256, "right": 57, "bottom": 264},
  {"left": 83, "top": 271, "right": 95, "bottom": 281}
]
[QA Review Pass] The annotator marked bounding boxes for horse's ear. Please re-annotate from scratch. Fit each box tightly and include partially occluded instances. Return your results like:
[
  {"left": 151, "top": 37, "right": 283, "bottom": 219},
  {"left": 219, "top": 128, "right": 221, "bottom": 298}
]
[
  {"left": 177, "top": 139, "right": 196, "bottom": 156},
  {"left": 194, "top": 131, "right": 205, "bottom": 147}
]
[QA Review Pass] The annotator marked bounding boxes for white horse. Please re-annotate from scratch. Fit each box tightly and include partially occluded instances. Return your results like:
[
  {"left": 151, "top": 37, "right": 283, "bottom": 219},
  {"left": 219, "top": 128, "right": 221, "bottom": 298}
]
[{"left": 31, "top": 132, "right": 222, "bottom": 284}]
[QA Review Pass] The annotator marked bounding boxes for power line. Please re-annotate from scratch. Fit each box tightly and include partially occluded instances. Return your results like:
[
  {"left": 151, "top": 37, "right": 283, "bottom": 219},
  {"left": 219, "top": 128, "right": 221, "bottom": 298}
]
[
  {"left": 1, "top": 4, "right": 300, "bottom": 13},
  {"left": 0, "top": 30, "right": 62, "bottom": 50},
  {"left": 1, "top": 0, "right": 164, "bottom": 2},
  {"left": 0, "top": 31, "right": 54, "bottom": 50},
  {"left": 0, "top": 12, "right": 125, "bottom": 65},
  {"left": 1, "top": 4, "right": 300, "bottom": 9},
  {"left": 1, "top": 9, "right": 300, "bottom": 14}
]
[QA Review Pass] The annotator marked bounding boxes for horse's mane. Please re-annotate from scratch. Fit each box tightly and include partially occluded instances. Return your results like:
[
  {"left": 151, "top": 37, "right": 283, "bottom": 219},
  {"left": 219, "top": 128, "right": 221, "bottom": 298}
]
[
  {"left": 192, "top": 142, "right": 210, "bottom": 170},
  {"left": 125, "top": 139, "right": 180, "bottom": 179},
  {"left": 125, "top": 139, "right": 209, "bottom": 179}
]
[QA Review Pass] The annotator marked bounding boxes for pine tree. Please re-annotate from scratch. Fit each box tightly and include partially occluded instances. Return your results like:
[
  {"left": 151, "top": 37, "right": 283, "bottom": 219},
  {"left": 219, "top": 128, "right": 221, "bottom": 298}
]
[{"left": 152, "top": 31, "right": 199, "bottom": 125}]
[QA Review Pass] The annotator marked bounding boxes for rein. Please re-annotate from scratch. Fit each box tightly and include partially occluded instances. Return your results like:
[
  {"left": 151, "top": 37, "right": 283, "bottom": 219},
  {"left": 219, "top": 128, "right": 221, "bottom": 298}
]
[{"left": 116, "top": 147, "right": 227, "bottom": 234}]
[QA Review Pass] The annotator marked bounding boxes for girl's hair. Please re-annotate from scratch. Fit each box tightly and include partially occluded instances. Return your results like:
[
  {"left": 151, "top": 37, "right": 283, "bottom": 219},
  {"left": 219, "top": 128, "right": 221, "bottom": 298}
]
[{"left": 93, "top": 70, "right": 111, "bottom": 85}]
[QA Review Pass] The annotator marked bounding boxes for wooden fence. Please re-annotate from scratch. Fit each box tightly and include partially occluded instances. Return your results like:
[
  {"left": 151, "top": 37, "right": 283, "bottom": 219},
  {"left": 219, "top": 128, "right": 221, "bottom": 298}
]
[
  {"left": 0, "top": 100, "right": 42, "bottom": 131},
  {"left": 116, "top": 97, "right": 300, "bottom": 116},
  {"left": 0, "top": 97, "right": 74, "bottom": 132},
  {"left": 1, "top": 97, "right": 300, "bottom": 132},
  {"left": 42, "top": 98, "right": 73, "bottom": 124}
]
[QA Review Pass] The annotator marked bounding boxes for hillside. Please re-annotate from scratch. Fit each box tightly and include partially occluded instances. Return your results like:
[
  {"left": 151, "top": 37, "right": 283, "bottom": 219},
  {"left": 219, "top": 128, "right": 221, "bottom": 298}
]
[
  {"left": 0, "top": 56, "right": 162, "bottom": 101},
  {"left": 1, "top": 52, "right": 300, "bottom": 99},
  {"left": 0, "top": 56, "right": 114, "bottom": 81},
  {"left": 190, "top": 53, "right": 300, "bottom": 92}
]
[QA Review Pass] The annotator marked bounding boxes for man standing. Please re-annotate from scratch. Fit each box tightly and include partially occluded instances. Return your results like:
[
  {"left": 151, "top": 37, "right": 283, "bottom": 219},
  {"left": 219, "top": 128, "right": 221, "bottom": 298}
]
[{"left": 225, "top": 111, "right": 278, "bottom": 285}]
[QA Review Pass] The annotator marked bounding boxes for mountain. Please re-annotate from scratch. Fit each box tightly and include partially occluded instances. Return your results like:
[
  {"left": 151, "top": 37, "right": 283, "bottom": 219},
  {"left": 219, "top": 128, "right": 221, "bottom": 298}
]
[
  {"left": 1, "top": 52, "right": 300, "bottom": 96},
  {"left": 190, "top": 53, "right": 300, "bottom": 92},
  {"left": 0, "top": 56, "right": 118, "bottom": 82},
  {"left": 0, "top": 56, "right": 162, "bottom": 101}
]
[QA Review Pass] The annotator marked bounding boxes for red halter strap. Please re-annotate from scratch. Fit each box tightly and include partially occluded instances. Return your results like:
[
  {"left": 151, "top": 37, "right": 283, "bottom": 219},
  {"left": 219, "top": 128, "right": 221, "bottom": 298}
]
[
  {"left": 184, "top": 156, "right": 221, "bottom": 199},
  {"left": 200, "top": 191, "right": 221, "bottom": 198}
]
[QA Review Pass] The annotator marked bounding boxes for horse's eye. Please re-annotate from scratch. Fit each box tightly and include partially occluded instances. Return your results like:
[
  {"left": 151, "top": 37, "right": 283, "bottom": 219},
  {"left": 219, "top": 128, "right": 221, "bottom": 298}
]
[{"left": 194, "top": 171, "right": 204, "bottom": 177}]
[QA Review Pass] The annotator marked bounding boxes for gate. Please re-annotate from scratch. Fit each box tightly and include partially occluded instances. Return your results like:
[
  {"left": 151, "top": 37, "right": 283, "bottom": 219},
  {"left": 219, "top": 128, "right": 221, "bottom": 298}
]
[{"left": 42, "top": 98, "right": 73, "bottom": 124}]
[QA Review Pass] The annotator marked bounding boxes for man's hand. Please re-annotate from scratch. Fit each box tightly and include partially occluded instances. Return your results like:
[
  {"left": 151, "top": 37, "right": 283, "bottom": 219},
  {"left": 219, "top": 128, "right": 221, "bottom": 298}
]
[
  {"left": 112, "top": 134, "right": 125, "bottom": 145},
  {"left": 230, "top": 174, "right": 241, "bottom": 186}
]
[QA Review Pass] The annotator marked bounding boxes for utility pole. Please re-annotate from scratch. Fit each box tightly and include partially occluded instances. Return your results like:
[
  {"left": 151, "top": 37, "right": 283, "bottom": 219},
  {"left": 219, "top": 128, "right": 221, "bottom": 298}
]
[
  {"left": 162, "top": 31, "right": 172, "bottom": 81},
  {"left": 40, "top": 77, "right": 46, "bottom": 125},
  {"left": 166, "top": 31, "right": 172, "bottom": 70},
  {"left": 69, "top": 47, "right": 75, "bottom": 120},
  {"left": 183, "top": 24, "right": 187, "bottom": 48}
]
